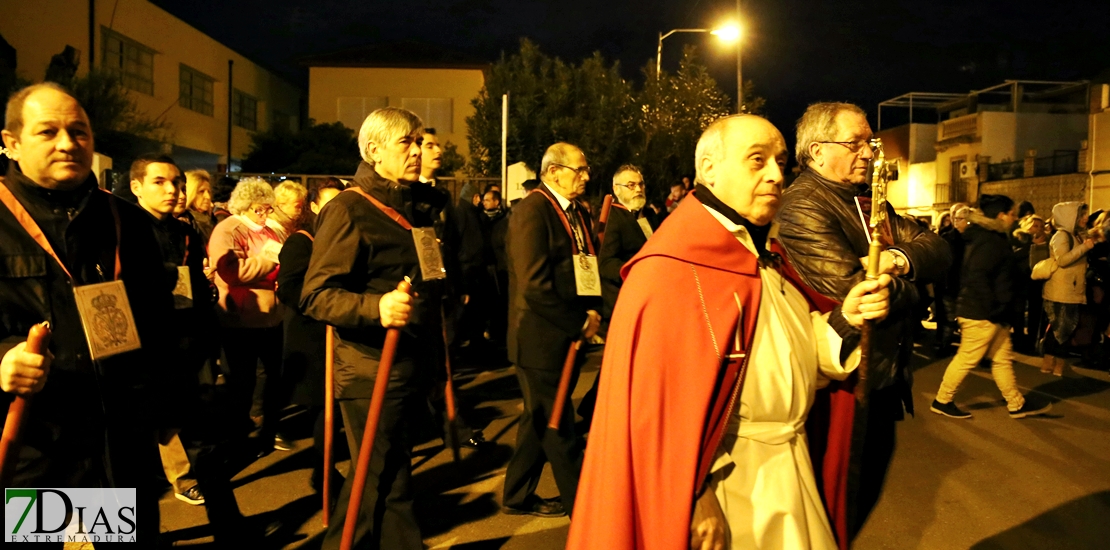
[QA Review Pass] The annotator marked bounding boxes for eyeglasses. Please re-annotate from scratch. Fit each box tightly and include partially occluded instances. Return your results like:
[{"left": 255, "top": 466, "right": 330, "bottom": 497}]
[
  {"left": 614, "top": 182, "right": 645, "bottom": 190},
  {"left": 552, "top": 163, "right": 592, "bottom": 177},
  {"left": 251, "top": 205, "right": 274, "bottom": 216},
  {"left": 819, "top": 140, "right": 873, "bottom": 154}
]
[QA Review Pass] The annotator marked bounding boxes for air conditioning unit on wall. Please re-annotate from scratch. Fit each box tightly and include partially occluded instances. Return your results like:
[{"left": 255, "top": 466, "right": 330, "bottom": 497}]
[{"left": 959, "top": 161, "right": 977, "bottom": 180}]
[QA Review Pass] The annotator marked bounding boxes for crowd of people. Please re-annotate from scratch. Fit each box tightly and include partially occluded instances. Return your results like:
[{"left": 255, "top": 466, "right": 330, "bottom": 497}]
[{"left": 0, "top": 81, "right": 1090, "bottom": 550}]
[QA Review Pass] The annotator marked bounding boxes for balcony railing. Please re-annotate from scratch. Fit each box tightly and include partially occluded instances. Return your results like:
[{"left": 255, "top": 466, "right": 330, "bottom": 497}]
[
  {"left": 984, "top": 151, "right": 1078, "bottom": 182},
  {"left": 934, "top": 182, "right": 968, "bottom": 205},
  {"left": 939, "top": 114, "right": 979, "bottom": 141}
]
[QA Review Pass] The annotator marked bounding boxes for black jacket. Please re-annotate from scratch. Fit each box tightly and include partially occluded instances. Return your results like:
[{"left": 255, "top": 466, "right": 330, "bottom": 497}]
[
  {"left": 956, "top": 211, "right": 1018, "bottom": 323},
  {"left": 300, "top": 163, "right": 447, "bottom": 398},
  {"left": 506, "top": 184, "right": 602, "bottom": 370},
  {"left": 0, "top": 166, "right": 173, "bottom": 479},
  {"left": 599, "top": 204, "right": 652, "bottom": 320},
  {"left": 277, "top": 228, "right": 327, "bottom": 406},
  {"left": 777, "top": 169, "right": 951, "bottom": 390},
  {"left": 480, "top": 207, "right": 509, "bottom": 274},
  {"left": 938, "top": 225, "right": 964, "bottom": 300}
]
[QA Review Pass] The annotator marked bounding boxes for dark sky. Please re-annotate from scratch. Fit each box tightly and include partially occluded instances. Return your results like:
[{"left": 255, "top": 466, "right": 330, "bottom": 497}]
[{"left": 152, "top": 0, "right": 1110, "bottom": 140}]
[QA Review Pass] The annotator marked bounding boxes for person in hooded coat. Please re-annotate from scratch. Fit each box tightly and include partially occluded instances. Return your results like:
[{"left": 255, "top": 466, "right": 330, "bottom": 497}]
[{"left": 1042, "top": 201, "right": 1096, "bottom": 376}]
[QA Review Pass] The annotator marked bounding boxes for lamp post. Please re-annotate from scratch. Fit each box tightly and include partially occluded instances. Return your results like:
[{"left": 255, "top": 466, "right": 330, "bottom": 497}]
[{"left": 656, "top": 23, "right": 742, "bottom": 112}]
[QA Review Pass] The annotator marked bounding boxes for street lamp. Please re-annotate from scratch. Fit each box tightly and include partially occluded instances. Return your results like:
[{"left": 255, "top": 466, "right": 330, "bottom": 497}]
[
  {"left": 656, "top": 23, "right": 743, "bottom": 112},
  {"left": 656, "top": 24, "right": 739, "bottom": 79}
]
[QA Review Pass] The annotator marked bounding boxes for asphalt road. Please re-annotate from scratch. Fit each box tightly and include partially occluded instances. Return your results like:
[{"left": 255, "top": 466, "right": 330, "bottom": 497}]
[{"left": 149, "top": 339, "right": 1110, "bottom": 549}]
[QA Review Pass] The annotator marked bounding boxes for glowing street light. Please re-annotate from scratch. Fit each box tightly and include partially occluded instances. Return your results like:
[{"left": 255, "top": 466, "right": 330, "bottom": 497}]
[{"left": 655, "top": 24, "right": 740, "bottom": 80}]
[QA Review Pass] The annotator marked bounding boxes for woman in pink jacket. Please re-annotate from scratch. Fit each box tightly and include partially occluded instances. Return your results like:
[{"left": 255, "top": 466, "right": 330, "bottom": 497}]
[{"left": 208, "top": 177, "right": 290, "bottom": 452}]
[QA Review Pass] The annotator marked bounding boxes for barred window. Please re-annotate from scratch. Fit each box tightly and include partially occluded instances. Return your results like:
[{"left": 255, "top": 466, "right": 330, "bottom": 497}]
[
  {"left": 232, "top": 89, "right": 257, "bottom": 131},
  {"left": 102, "top": 29, "right": 154, "bottom": 95},
  {"left": 179, "top": 65, "right": 214, "bottom": 116}
]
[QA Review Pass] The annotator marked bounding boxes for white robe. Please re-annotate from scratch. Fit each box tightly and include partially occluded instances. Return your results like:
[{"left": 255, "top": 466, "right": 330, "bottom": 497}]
[{"left": 704, "top": 207, "right": 859, "bottom": 550}]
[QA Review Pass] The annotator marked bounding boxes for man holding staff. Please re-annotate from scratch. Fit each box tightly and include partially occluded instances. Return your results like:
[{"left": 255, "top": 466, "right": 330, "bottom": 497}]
[{"left": 301, "top": 107, "right": 449, "bottom": 549}]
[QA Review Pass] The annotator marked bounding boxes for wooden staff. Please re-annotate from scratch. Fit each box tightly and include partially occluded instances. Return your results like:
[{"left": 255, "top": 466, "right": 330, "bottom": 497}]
[
  {"left": 340, "top": 279, "right": 411, "bottom": 550},
  {"left": 597, "top": 194, "right": 614, "bottom": 243},
  {"left": 440, "top": 304, "right": 461, "bottom": 463},
  {"left": 0, "top": 322, "right": 51, "bottom": 487},
  {"left": 322, "top": 325, "right": 335, "bottom": 528}
]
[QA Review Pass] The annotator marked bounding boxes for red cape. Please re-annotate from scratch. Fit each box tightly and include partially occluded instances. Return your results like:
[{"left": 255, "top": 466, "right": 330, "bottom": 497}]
[{"left": 567, "top": 196, "right": 855, "bottom": 550}]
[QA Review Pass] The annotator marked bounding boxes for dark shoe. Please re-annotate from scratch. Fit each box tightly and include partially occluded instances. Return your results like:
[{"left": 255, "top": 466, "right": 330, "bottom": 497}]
[
  {"left": 1010, "top": 398, "right": 1052, "bottom": 419},
  {"left": 273, "top": 433, "right": 294, "bottom": 452},
  {"left": 502, "top": 496, "right": 566, "bottom": 517},
  {"left": 930, "top": 399, "right": 971, "bottom": 419},
  {"left": 461, "top": 431, "right": 491, "bottom": 450},
  {"left": 174, "top": 486, "right": 205, "bottom": 506}
]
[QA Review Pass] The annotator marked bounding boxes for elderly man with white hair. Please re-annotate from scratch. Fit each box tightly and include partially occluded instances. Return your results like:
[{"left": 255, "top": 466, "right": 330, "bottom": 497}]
[
  {"left": 301, "top": 107, "right": 453, "bottom": 550},
  {"left": 208, "top": 177, "right": 289, "bottom": 451}
]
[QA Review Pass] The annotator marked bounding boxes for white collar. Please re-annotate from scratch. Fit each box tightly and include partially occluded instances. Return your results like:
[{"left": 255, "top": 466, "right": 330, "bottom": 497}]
[
  {"left": 702, "top": 205, "right": 779, "bottom": 256},
  {"left": 237, "top": 214, "right": 266, "bottom": 232},
  {"left": 418, "top": 174, "right": 434, "bottom": 184},
  {"left": 543, "top": 182, "right": 573, "bottom": 211}
]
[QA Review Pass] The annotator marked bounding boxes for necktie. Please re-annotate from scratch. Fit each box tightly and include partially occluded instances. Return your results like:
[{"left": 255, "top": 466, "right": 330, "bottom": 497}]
[{"left": 566, "top": 204, "right": 586, "bottom": 253}]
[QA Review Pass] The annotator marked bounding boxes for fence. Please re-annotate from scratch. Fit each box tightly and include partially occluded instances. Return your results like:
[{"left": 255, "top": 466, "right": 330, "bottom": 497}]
[
  {"left": 213, "top": 173, "right": 502, "bottom": 204},
  {"left": 985, "top": 151, "right": 1079, "bottom": 182}
]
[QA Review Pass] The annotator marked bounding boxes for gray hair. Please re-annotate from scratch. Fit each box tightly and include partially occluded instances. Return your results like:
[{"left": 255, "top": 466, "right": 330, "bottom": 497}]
[
  {"left": 357, "top": 107, "right": 423, "bottom": 165},
  {"left": 794, "top": 102, "right": 867, "bottom": 169},
  {"left": 540, "top": 142, "right": 582, "bottom": 181},
  {"left": 612, "top": 164, "right": 642, "bottom": 184},
  {"left": 228, "top": 177, "right": 275, "bottom": 215},
  {"left": 694, "top": 114, "right": 749, "bottom": 185}
]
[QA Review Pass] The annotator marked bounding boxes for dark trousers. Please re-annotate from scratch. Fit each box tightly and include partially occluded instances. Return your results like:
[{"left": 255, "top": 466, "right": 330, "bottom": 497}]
[
  {"left": 1026, "top": 282, "right": 1045, "bottom": 350},
  {"left": 850, "top": 384, "right": 901, "bottom": 539},
  {"left": 502, "top": 361, "right": 584, "bottom": 514},
  {"left": 322, "top": 375, "right": 423, "bottom": 550},
  {"left": 11, "top": 420, "right": 161, "bottom": 548},
  {"left": 222, "top": 325, "right": 284, "bottom": 436}
]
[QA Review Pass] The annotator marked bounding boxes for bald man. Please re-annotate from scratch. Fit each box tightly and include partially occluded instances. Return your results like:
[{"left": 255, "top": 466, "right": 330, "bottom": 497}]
[
  {"left": 502, "top": 142, "right": 602, "bottom": 517},
  {"left": 568, "top": 115, "right": 891, "bottom": 550}
]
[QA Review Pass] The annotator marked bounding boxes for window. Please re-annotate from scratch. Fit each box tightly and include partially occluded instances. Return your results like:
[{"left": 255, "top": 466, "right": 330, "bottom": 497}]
[
  {"left": 401, "top": 98, "right": 453, "bottom": 133},
  {"left": 272, "top": 110, "right": 298, "bottom": 132},
  {"left": 232, "top": 89, "right": 257, "bottom": 131},
  {"left": 179, "top": 65, "right": 214, "bottom": 116},
  {"left": 102, "top": 29, "right": 154, "bottom": 95},
  {"left": 337, "top": 97, "right": 388, "bottom": 130}
]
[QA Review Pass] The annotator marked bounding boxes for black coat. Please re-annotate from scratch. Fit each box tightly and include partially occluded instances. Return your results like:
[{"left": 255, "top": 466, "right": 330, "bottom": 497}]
[
  {"left": 599, "top": 204, "right": 652, "bottom": 320},
  {"left": 777, "top": 169, "right": 951, "bottom": 390},
  {"left": 506, "top": 184, "right": 602, "bottom": 371},
  {"left": 277, "top": 229, "right": 326, "bottom": 406},
  {"left": 0, "top": 166, "right": 174, "bottom": 482},
  {"left": 300, "top": 163, "right": 448, "bottom": 398},
  {"left": 480, "top": 207, "right": 509, "bottom": 274},
  {"left": 938, "top": 225, "right": 964, "bottom": 300},
  {"left": 956, "top": 213, "right": 1018, "bottom": 323}
]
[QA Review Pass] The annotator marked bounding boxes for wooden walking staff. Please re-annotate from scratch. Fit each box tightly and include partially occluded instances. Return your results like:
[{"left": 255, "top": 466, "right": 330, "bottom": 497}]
[
  {"left": 340, "top": 278, "right": 411, "bottom": 550},
  {"left": 858, "top": 139, "right": 892, "bottom": 404},
  {"left": 322, "top": 325, "right": 335, "bottom": 528},
  {"left": 0, "top": 322, "right": 52, "bottom": 487},
  {"left": 440, "top": 304, "right": 461, "bottom": 463},
  {"left": 547, "top": 196, "right": 612, "bottom": 432}
]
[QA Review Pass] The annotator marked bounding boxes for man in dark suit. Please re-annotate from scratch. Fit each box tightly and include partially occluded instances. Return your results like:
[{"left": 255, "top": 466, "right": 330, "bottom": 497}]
[
  {"left": 599, "top": 164, "right": 655, "bottom": 328},
  {"left": 503, "top": 142, "right": 602, "bottom": 518}
]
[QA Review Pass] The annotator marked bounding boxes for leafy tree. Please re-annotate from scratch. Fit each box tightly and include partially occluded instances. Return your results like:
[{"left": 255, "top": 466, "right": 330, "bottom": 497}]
[
  {"left": 467, "top": 40, "right": 637, "bottom": 194},
  {"left": 466, "top": 41, "right": 765, "bottom": 201},
  {"left": 439, "top": 140, "right": 466, "bottom": 176},
  {"left": 635, "top": 46, "right": 733, "bottom": 199},
  {"left": 67, "top": 69, "right": 170, "bottom": 174},
  {"left": 242, "top": 121, "right": 359, "bottom": 175}
]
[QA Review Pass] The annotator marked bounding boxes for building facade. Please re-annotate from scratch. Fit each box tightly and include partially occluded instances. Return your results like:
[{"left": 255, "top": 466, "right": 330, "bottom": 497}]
[
  {"left": 0, "top": 0, "right": 304, "bottom": 171},
  {"left": 303, "top": 42, "right": 487, "bottom": 169}
]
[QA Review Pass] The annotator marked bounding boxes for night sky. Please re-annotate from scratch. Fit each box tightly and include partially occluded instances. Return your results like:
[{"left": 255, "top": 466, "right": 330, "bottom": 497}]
[{"left": 152, "top": 0, "right": 1110, "bottom": 148}]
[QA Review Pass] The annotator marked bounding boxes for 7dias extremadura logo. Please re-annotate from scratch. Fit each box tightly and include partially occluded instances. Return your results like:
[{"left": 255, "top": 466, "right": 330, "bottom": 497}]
[{"left": 4, "top": 488, "right": 137, "bottom": 543}]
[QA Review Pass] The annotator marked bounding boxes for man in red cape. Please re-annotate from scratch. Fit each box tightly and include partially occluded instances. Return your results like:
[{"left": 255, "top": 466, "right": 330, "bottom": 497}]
[{"left": 567, "top": 115, "right": 891, "bottom": 550}]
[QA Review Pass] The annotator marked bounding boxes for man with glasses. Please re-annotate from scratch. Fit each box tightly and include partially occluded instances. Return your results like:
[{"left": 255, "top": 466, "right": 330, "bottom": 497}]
[
  {"left": 502, "top": 142, "right": 602, "bottom": 517},
  {"left": 599, "top": 164, "right": 655, "bottom": 332},
  {"left": 776, "top": 102, "right": 950, "bottom": 541}
]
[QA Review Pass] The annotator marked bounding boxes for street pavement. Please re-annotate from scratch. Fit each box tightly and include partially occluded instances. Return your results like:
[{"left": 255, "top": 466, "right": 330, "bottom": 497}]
[{"left": 149, "top": 338, "right": 1110, "bottom": 549}]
